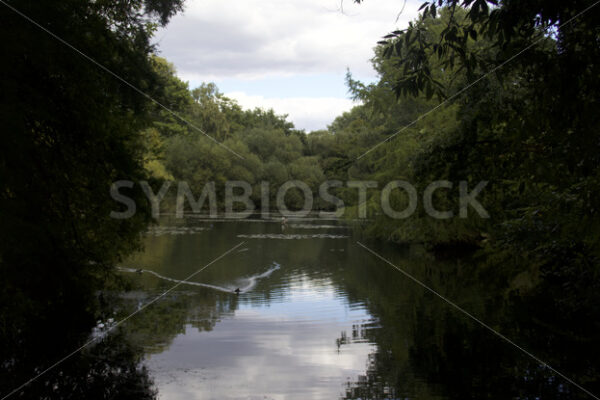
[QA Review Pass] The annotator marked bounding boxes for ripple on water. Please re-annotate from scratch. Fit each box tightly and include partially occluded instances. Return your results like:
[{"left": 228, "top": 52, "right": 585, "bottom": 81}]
[
  {"left": 288, "top": 224, "right": 349, "bottom": 230},
  {"left": 146, "top": 226, "right": 209, "bottom": 236},
  {"left": 236, "top": 233, "right": 349, "bottom": 239}
]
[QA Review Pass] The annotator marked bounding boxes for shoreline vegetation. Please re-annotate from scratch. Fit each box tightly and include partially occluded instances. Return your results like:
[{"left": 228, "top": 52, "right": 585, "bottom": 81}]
[{"left": 1, "top": 0, "right": 599, "bottom": 398}]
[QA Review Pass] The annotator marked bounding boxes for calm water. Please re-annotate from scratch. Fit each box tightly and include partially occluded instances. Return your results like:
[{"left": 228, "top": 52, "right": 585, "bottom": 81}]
[{"left": 112, "top": 216, "right": 600, "bottom": 400}]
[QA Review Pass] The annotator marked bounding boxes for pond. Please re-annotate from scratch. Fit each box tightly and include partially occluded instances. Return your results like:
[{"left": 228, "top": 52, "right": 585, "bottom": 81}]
[{"left": 109, "top": 215, "right": 599, "bottom": 400}]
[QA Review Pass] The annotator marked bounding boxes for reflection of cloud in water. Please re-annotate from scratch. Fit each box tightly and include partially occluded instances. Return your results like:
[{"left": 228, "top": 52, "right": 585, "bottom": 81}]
[
  {"left": 237, "top": 233, "right": 348, "bottom": 239},
  {"left": 118, "top": 263, "right": 280, "bottom": 294},
  {"left": 145, "top": 276, "right": 377, "bottom": 400}
]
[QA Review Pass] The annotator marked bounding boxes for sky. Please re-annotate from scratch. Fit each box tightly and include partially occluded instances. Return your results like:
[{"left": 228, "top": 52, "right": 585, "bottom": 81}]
[{"left": 153, "top": 0, "right": 422, "bottom": 131}]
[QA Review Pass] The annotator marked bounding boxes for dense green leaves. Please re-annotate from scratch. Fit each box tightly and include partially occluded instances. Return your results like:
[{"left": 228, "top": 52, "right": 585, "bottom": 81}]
[
  {"left": 341, "top": 0, "right": 600, "bottom": 325},
  {"left": 0, "top": 0, "right": 183, "bottom": 393}
]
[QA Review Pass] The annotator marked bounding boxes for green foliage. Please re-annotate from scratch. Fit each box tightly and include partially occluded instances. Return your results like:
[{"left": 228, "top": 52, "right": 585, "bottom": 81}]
[
  {"left": 0, "top": 0, "right": 183, "bottom": 389},
  {"left": 137, "top": 60, "right": 324, "bottom": 211},
  {"left": 342, "top": 0, "right": 600, "bottom": 318}
]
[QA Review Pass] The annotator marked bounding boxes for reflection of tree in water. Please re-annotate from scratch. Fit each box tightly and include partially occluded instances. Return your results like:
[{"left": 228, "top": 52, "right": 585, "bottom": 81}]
[
  {"left": 0, "top": 280, "right": 239, "bottom": 399},
  {"left": 1, "top": 324, "right": 157, "bottom": 399},
  {"left": 338, "top": 249, "right": 600, "bottom": 400},
  {"left": 336, "top": 321, "right": 374, "bottom": 351},
  {"left": 116, "top": 288, "right": 237, "bottom": 354},
  {"left": 343, "top": 353, "right": 432, "bottom": 400},
  {"left": 39, "top": 332, "right": 157, "bottom": 400},
  {"left": 0, "top": 274, "right": 159, "bottom": 399}
]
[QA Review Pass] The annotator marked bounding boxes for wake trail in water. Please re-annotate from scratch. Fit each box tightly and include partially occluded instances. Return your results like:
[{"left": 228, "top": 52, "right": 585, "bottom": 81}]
[{"left": 117, "top": 263, "right": 280, "bottom": 294}]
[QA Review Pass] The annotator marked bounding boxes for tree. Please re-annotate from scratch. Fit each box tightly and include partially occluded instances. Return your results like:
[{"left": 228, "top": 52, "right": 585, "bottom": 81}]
[
  {"left": 346, "top": 0, "right": 600, "bottom": 338},
  {"left": 0, "top": 0, "right": 184, "bottom": 394}
]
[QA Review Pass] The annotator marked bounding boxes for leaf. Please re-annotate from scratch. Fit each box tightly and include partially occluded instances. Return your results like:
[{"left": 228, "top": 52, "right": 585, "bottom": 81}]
[
  {"left": 470, "top": 53, "right": 477, "bottom": 69},
  {"left": 383, "top": 45, "right": 392, "bottom": 58},
  {"left": 480, "top": 0, "right": 489, "bottom": 15},
  {"left": 395, "top": 41, "right": 403, "bottom": 57},
  {"left": 406, "top": 30, "right": 413, "bottom": 45},
  {"left": 431, "top": 78, "right": 445, "bottom": 89},
  {"left": 425, "top": 82, "right": 434, "bottom": 99},
  {"left": 469, "top": 28, "right": 478, "bottom": 40}
]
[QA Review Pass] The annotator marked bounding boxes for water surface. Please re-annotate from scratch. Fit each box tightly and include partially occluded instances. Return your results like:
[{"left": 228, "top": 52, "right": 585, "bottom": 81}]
[{"left": 116, "top": 216, "right": 600, "bottom": 400}]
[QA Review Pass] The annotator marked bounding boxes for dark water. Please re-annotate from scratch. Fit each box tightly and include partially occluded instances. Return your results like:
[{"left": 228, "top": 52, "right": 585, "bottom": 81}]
[
  {"left": 3, "top": 217, "right": 599, "bottom": 399},
  {"left": 114, "top": 216, "right": 599, "bottom": 400},
  {"left": 122, "top": 218, "right": 375, "bottom": 400}
]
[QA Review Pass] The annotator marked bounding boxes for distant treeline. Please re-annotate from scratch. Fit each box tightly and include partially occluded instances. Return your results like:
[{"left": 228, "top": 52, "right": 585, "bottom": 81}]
[{"left": 145, "top": 2, "right": 600, "bottom": 321}]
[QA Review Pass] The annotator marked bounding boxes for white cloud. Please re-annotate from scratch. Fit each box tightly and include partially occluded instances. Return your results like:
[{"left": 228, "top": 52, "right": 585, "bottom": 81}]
[
  {"left": 225, "top": 91, "right": 356, "bottom": 131},
  {"left": 155, "top": 0, "right": 422, "bottom": 81},
  {"left": 153, "top": 0, "right": 422, "bottom": 130}
]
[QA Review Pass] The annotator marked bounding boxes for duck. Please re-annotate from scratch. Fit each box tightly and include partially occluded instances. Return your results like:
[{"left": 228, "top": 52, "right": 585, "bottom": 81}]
[{"left": 234, "top": 288, "right": 240, "bottom": 294}]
